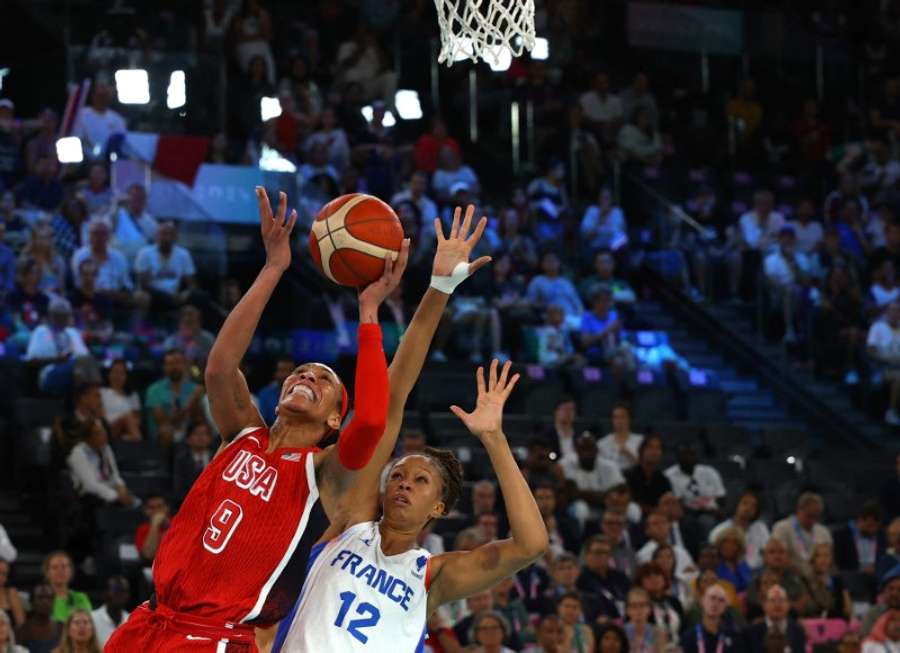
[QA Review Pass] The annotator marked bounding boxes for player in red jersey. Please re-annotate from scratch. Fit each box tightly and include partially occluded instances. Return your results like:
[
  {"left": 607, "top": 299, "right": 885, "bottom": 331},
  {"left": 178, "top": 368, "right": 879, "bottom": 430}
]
[{"left": 105, "top": 188, "right": 409, "bottom": 653}]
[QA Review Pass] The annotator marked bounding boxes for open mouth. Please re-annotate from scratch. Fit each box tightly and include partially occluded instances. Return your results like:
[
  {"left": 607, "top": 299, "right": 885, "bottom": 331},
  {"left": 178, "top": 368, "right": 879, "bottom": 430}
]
[
  {"left": 392, "top": 494, "right": 410, "bottom": 506},
  {"left": 286, "top": 383, "right": 317, "bottom": 403}
]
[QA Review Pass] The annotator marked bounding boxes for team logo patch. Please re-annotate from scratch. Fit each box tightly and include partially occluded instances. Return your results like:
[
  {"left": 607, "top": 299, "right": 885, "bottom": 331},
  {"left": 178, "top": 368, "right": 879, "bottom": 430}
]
[
  {"left": 412, "top": 555, "right": 427, "bottom": 578},
  {"left": 281, "top": 453, "right": 302, "bottom": 462}
]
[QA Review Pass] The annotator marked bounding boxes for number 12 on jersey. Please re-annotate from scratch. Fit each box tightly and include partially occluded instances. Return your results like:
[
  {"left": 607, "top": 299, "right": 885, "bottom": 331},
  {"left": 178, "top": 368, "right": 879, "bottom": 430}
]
[{"left": 335, "top": 591, "right": 381, "bottom": 644}]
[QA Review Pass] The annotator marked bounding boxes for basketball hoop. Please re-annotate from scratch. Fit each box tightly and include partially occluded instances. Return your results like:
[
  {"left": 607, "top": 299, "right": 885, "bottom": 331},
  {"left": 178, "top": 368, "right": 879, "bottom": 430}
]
[{"left": 433, "top": 0, "right": 536, "bottom": 67}]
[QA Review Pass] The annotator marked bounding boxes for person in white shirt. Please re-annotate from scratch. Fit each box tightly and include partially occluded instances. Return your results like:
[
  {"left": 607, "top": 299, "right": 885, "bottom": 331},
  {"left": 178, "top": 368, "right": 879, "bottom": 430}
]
[
  {"left": 432, "top": 147, "right": 480, "bottom": 204},
  {"left": 303, "top": 108, "right": 350, "bottom": 172},
  {"left": 598, "top": 403, "right": 644, "bottom": 470},
  {"left": 788, "top": 198, "right": 824, "bottom": 255},
  {"left": 90, "top": 576, "right": 130, "bottom": 647},
  {"left": 862, "top": 609, "right": 900, "bottom": 653},
  {"left": 870, "top": 260, "right": 900, "bottom": 318},
  {"left": 134, "top": 220, "right": 198, "bottom": 308},
  {"left": 100, "top": 359, "right": 142, "bottom": 442},
  {"left": 733, "top": 189, "right": 785, "bottom": 300},
  {"left": 67, "top": 417, "right": 138, "bottom": 507},
  {"left": 579, "top": 72, "right": 624, "bottom": 143},
  {"left": 709, "top": 490, "right": 771, "bottom": 569},
  {"left": 73, "top": 83, "right": 127, "bottom": 157},
  {"left": 868, "top": 301, "right": 900, "bottom": 424},
  {"left": 391, "top": 171, "right": 439, "bottom": 238},
  {"left": 764, "top": 227, "right": 811, "bottom": 344},
  {"left": 771, "top": 492, "right": 833, "bottom": 571},
  {"left": 664, "top": 445, "right": 725, "bottom": 534},
  {"left": 25, "top": 298, "right": 94, "bottom": 396},
  {"left": 562, "top": 434, "right": 626, "bottom": 527},
  {"left": 636, "top": 510, "right": 697, "bottom": 580},
  {"left": 110, "top": 185, "right": 159, "bottom": 262},
  {"left": 546, "top": 396, "right": 577, "bottom": 460},
  {"left": 580, "top": 188, "right": 628, "bottom": 251},
  {"left": 0, "top": 524, "right": 16, "bottom": 563},
  {"left": 71, "top": 219, "right": 134, "bottom": 295}
]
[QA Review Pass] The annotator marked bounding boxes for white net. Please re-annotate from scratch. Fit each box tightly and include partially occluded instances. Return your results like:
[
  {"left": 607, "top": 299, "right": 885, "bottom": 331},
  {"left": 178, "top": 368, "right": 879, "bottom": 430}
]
[{"left": 433, "top": 0, "right": 536, "bottom": 67}]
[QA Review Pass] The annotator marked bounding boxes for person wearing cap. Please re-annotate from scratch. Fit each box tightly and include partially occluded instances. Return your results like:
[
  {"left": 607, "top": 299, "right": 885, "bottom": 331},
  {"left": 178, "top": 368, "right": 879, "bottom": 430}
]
[
  {"left": 24, "top": 297, "right": 95, "bottom": 396},
  {"left": 90, "top": 576, "right": 130, "bottom": 647},
  {"left": 764, "top": 225, "right": 811, "bottom": 344},
  {"left": 432, "top": 144, "right": 480, "bottom": 203}
]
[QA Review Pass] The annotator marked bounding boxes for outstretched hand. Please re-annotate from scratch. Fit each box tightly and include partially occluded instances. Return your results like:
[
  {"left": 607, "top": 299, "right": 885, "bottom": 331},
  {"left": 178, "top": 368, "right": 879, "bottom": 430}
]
[
  {"left": 450, "top": 359, "right": 520, "bottom": 441},
  {"left": 257, "top": 187, "right": 298, "bottom": 272},
  {"left": 433, "top": 205, "right": 492, "bottom": 278},
  {"left": 358, "top": 238, "right": 411, "bottom": 312}
]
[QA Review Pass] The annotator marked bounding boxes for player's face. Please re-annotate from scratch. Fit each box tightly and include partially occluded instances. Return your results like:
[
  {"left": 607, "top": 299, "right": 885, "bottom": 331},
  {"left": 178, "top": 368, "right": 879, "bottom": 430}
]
[
  {"left": 278, "top": 363, "right": 342, "bottom": 430},
  {"left": 383, "top": 456, "right": 445, "bottom": 525}
]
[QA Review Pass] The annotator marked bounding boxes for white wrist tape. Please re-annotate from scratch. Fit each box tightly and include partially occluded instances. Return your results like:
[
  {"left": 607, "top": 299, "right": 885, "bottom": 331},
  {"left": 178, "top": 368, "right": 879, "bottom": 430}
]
[{"left": 430, "top": 262, "right": 472, "bottom": 295}]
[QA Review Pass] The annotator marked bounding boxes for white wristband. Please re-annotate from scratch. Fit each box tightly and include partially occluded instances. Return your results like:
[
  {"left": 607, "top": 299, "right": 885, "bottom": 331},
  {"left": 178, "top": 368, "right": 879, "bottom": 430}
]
[{"left": 430, "top": 262, "right": 472, "bottom": 295}]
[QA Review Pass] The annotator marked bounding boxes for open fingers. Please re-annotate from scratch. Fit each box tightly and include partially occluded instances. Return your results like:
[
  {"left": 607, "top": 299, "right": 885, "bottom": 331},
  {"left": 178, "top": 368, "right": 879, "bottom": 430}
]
[
  {"left": 392, "top": 238, "right": 411, "bottom": 279},
  {"left": 449, "top": 206, "right": 461, "bottom": 239},
  {"left": 449, "top": 405, "right": 471, "bottom": 423},
  {"left": 459, "top": 205, "right": 474, "bottom": 241},
  {"left": 256, "top": 186, "right": 273, "bottom": 223},
  {"left": 497, "top": 360, "right": 511, "bottom": 389},
  {"left": 285, "top": 209, "right": 298, "bottom": 234},
  {"left": 467, "top": 256, "right": 492, "bottom": 276},
  {"left": 434, "top": 217, "right": 446, "bottom": 242},
  {"left": 503, "top": 373, "right": 521, "bottom": 398},
  {"left": 276, "top": 191, "right": 287, "bottom": 225},
  {"left": 465, "top": 216, "right": 488, "bottom": 247},
  {"left": 488, "top": 358, "right": 498, "bottom": 391},
  {"left": 476, "top": 365, "right": 486, "bottom": 397}
]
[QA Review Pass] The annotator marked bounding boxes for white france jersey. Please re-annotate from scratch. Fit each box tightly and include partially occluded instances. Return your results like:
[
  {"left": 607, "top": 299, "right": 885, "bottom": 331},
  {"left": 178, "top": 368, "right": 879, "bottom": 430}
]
[{"left": 272, "top": 520, "right": 432, "bottom": 653}]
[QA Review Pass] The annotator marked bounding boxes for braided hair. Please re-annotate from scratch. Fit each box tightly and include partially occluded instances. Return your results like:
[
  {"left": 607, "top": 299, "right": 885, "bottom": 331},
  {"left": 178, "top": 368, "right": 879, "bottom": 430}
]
[{"left": 385, "top": 446, "right": 464, "bottom": 517}]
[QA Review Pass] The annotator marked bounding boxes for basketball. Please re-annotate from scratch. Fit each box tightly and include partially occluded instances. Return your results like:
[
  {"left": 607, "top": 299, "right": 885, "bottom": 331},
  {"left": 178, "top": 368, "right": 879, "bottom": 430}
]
[{"left": 308, "top": 193, "right": 405, "bottom": 288}]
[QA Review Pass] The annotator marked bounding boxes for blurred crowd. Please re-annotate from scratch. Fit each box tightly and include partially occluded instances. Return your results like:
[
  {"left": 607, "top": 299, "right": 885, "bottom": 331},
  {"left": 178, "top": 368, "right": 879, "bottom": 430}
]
[{"left": 2, "top": 0, "right": 900, "bottom": 652}]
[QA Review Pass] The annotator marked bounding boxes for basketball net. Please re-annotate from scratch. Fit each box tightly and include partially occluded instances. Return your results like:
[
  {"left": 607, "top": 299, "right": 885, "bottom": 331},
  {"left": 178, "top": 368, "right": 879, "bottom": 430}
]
[{"left": 433, "top": 0, "right": 536, "bottom": 67}]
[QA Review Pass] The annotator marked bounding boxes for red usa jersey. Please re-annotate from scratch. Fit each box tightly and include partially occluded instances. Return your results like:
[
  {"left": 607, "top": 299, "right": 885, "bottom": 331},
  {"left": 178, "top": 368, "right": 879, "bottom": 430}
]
[{"left": 152, "top": 426, "right": 328, "bottom": 627}]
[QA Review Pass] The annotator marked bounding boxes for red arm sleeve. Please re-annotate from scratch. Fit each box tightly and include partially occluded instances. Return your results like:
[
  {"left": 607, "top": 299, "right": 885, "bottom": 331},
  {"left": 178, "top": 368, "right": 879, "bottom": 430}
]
[{"left": 337, "top": 323, "right": 389, "bottom": 470}]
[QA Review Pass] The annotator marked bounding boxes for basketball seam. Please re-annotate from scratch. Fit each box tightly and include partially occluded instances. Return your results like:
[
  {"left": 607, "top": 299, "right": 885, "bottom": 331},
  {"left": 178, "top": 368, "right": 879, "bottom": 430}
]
[{"left": 324, "top": 208, "right": 369, "bottom": 287}]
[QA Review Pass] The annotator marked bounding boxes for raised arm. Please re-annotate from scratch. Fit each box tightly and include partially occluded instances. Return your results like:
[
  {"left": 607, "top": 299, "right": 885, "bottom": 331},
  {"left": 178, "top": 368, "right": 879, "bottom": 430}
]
[
  {"left": 206, "top": 188, "right": 296, "bottom": 442},
  {"left": 336, "top": 205, "right": 492, "bottom": 525},
  {"left": 427, "top": 360, "right": 549, "bottom": 613}
]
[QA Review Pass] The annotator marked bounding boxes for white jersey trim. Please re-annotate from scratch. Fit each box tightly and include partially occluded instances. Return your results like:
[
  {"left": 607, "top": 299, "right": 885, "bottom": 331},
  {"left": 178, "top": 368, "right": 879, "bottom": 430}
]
[
  {"left": 240, "top": 452, "right": 319, "bottom": 623},
  {"left": 226, "top": 425, "right": 264, "bottom": 449}
]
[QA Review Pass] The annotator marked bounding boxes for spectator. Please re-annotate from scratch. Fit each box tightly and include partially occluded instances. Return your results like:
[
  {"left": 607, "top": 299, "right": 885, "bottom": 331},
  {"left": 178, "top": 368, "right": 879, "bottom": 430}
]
[
  {"left": 839, "top": 631, "right": 862, "bottom": 653},
  {"left": 496, "top": 210, "right": 538, "bottom": 274},
  {"left": 68, "top": 259, "right": 114, "bottom": 346},
  {"left": 467, "top": 609, "right": 515, "bottom": 653},
  {"left": 834, "top": 199, "right": 873, "bottom": 260},
  {"left": 579, "top": 251, "right": 636, "bottom": 306},
  {"left": 533, "top": 481, "right": 581, "bottom": 556},
  {"left": 173, "top": 422, "right": 213, "bottom": 505},
  {"left": 534, "top": 304, "right": 581, "bottom": 369},
  {"left": 23, "top": 108, "right": 57, "bottom": 175},
  {"left": 860, "top": 140, "right": 900, "bottom": 194},
  {"left": 792, "top": 99, "right": 831, "bottom": 169},
  {"left": 746, "top": 538, "right": 810, "bottom": 617},
  {"left": 625, "top": 434, "right": 672, "bottom": 514},
  {"left": 680, "top": 584, "right": 741, "bottom": 653},
  {"left": 745, "top": 585, "right": 806, "bottom": 653},
  {"left": 637, "top": 511, "right": 697, "bottom": 579},
  {"left": 20, "top": 224, "right": 66, "bottom": 293},
  {"left": 391, "top": 171, "right": 439, "bottom": 238},
  {"left": 526, "top": 252, "right": 583, "bottom": 327},
  {"left": 652, "top": 544, "right": 692, "bottom": 608},
  {"left": 598, "top": 403, "right": 644, "bottom": 470},
  {"left": 527, "top": 159, "right": 569, "bottom": 219},
  {"left": 545, "top": 554, "right": 598, "bottom": 620},
  {"left": 711, "top": 490, "right": 771, "bottom": 570},
  {"left": 621, "top": 72, "right": 659, "bottom": 128},
  {"left": 524, "top": 614, "right": 566, "bottom": 653},
  {"left": 89, "top": 576, "right": 129, "bottom": 647},
  {"left": 763, "top": 227, "right": 810, "bottom": 343},
  {"left": 658, "top": 493, "right": 703, "bottom": 560},
  {"left": 579, "top": 72, "right": 624, "bottom": 144},
  {"left": 664, "top": 443, "right": 726, "bottom": 525},
  {"left": 24, "top": 298, "right": 93, "bottom": 396},
  {"left": 861, "top": 567, "right": 900, "bottom": 637},
  {"left": 0, "top": 192, "right": 28, "bottom": 251},
  {"left": 491, "top": 578, "right": 531, "bottom": 647},
  {"left": 622, "top": 587, "right": 667, "bottom": 653},
  {"left": 414, "top": 117, "right": 460, "bottom": 174},
  {"left": 335, "top": 27, "right": 396, "bottom": 103},
  {"left": 814, "top": 264, "right": 866, "bottom": 383},
  {"left": 636, "top": 561, "right": 684, "bottom": 642},
  {"left": 521, "top": 438, "right": 565, "bottom": 486},
  {"left": 726, "top": 79, "right": 764, "bottom": 144},
  {"left": 713, "top": 527, "right": 752, "bottom": 593},
  {"left": 606, "top": 482, "right": 643, "bottom": 527},
  {"left": 579, "top": 285, "right": 634, "bottom": 372},
  {"left": 869, "top": 77, "right": 900, "bottom": 141},
  {"left": 877, "top": 518, "right": 900, "bottom": 579},
  {"left": 454, "top": 592, "right": 493, "bottom": 645},
  {"left": 475, "top": 513, "right": 499, "bottom": 544},
  {"left": 304, "top": 107, "right": 350, "bottom": 172},
  {"left": 834, "top": 500, "right": 886, "bottom": 576},
  {"left": 134, "top": 494, "right": 171, "bottom": 565},
  {"left": 144, "top": 348, "right": 204, "bottom": 446},
  {"left": 0, "top": 610, "right": 26, "bottom": 653},
  {"left": 50, "top": 608, "right": 100, "bottom": 653},
  {"left": 16, "top": 156, "right": 64, "bottom": 213},
  {"left": 864, "top": 610, "right": 900, "bottom": 653},
  {"left": 42, "top": 553, "right": 90, "bottom": 623},
  {"left": 563, "top": 434, "right": 626, "bottom": 518},
  {"left": 51, "top": 383, "right": 103, "bottom": 468},
  {"left": 734, "top": 190, "right": 785, "bottom": 298},
  {"left": 78, "top": 164, "right": 113, "bottom": 217},
  {"left": 580, "top": 188, "right": 627, "bottom": 253},
  {"left": 7, "top": 257, "right": 49, "bottom": 331},
  {"left": 556, "top": 593, "right": 594, "bottom": 653},
  {"left": 67, "top": 417, "right": 138, "bottom": 507},
  {"left": 598, "top": 509, "right": 638, "bottom": 578},
  {"left": 257, "top": 356, "right": 294, "bottom": 426},
  {"left": 0, "top": 559, "right": 24, "bottom": 627},
  {"left": 230, "top": 0, "right": 275, "bottom": 84},
  {"left": 162, "top": 305, "right": 216, "bottom": 366},
  {"left": 683, "top": 571, "right": 744, "bottom": 630},
  {"left": 0, "top": 523, "right": 15, "bottom": 564},
  {"left": 545, "top": 396, "right": 577, "bottom": 460},
  {"left": 772, "top": 492, "right": 833, "bottom": 568},
  {"left": 109, "top": 185, "right": 159, "bottom": 262},
  {"left": 787, "top": 198, "right": 824, "bottom": 256},
  {"left": 577, "top": 535, "right": 631, "bottom": 619},
  {"left": 70, "top": 220, "right": 135, "bottom": 302},
  {"left": 99, "top": 360, "right": 141, "bottom": 442},
  {"left": 804, "top": 542, "right": 852, "bottom": 619},
  {"left": 72, "top": 82, "right": 127, "bottom": 156},
  {"left": 134, "top": 220, "right": 199, "bottom": 312},
  {"left": 618, "top": 108, "right": 663, "bottom": 165},
  {"left": 868, "top": 302, "right": 900, "bottom": 424},
  {"left": 472, "top": 481, "right": 497, "bottom": 518},
  {"left": 432, "top": 147, "right": 480, "bottom": 204},
  {"left": 52, "top": 196, "right": 87, "bottom": 263},
  {"left": 14, "top": 584, "right": 60, "bottom": 653}
]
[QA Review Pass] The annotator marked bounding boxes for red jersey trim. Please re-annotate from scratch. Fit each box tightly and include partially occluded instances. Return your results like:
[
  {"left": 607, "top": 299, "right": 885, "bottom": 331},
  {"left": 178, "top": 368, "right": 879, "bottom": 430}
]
[{"left": 425, "top": 556, "right": 433, "bottom": 592}]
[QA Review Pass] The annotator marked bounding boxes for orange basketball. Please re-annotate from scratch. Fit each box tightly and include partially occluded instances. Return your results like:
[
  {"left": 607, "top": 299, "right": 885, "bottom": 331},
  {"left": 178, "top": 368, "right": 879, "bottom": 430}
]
[{"left": 308, "top": 193, "right": 404, "bottom": 288}]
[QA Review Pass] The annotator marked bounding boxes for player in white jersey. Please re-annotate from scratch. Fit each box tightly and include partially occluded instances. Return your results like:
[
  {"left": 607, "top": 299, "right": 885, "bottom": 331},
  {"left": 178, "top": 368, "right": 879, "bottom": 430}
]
[
  {"left": 273, "top": 359, "right": 547, "bottom": 652},
  {"left": 270, "top": 207, "right": 549, "bottom": 652}
]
